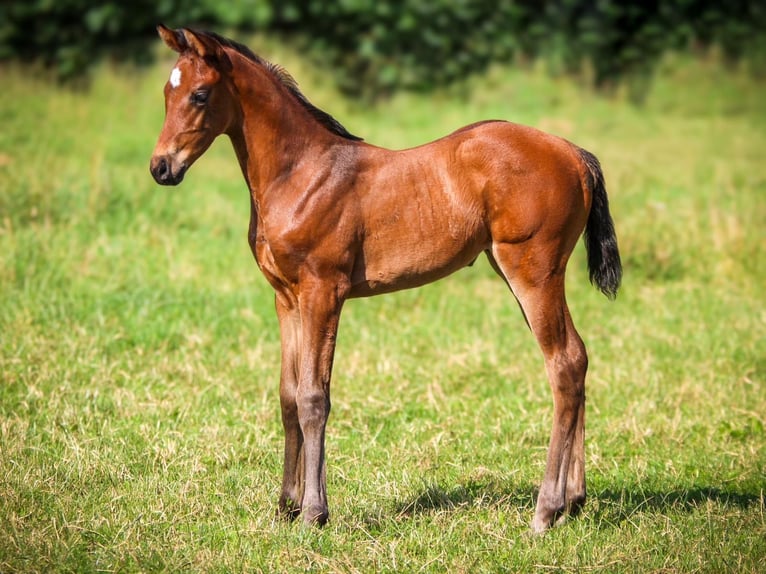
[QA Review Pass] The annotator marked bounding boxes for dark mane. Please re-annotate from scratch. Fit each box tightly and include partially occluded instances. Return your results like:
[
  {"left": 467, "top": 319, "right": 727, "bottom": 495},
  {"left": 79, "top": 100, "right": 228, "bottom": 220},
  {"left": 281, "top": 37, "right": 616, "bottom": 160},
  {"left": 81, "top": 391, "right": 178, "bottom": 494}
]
[{"left": 198, "top": 30, "right": 362, "bottom": 142}]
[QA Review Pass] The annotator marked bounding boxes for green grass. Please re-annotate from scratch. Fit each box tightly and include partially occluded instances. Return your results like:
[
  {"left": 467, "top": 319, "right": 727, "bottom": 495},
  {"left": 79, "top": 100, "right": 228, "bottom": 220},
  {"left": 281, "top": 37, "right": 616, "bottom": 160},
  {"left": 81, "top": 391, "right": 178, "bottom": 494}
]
[{"left": 1, "top": 41, "right": 765, "bottom": 572}]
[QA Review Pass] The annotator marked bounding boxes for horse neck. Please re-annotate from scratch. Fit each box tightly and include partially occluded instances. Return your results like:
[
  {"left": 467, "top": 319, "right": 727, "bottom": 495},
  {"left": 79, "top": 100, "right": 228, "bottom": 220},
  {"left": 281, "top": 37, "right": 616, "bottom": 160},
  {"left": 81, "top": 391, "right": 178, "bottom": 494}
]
[{"left": 225, "top": 52, "right": 339, "bottom": 197}]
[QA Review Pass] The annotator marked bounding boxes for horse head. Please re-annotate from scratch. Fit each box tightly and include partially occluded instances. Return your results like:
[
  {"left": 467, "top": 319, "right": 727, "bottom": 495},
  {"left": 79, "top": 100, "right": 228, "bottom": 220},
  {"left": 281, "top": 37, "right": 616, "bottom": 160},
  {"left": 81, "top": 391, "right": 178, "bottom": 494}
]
[{"left": 150, "top": 25, "right": 237, "bottom": 185}]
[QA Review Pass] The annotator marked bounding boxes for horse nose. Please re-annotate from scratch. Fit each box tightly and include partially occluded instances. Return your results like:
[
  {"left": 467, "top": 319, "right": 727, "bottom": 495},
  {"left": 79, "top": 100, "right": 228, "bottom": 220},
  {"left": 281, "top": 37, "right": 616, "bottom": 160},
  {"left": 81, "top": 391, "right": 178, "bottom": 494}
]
[
  {"left": 150, "top": 156, "right": 171, "bottom": 184},
  {"left": 150, "top": 154, "right": 188, "bottom": 185}
]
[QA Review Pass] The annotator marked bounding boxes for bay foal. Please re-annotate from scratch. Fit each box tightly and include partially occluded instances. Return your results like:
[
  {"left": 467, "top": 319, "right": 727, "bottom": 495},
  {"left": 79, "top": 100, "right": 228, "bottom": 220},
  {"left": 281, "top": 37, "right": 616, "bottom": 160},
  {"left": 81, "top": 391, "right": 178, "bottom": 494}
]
[{"left": 149, "top": 26, "right": 622, "bottom": 532}]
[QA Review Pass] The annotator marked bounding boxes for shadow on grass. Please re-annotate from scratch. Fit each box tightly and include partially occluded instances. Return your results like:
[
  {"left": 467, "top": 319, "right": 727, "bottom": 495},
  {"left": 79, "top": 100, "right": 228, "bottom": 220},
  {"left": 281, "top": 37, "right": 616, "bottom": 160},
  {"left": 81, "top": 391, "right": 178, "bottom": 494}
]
[
  {"left": 594, "top": 485, "right": 763, "bottom": 518},
  {"left": 377, "top": 479, "right": 763, "bottom": 526},
  {"left": 393, "top": 479, "right": 537, "bottom": 518},
  {"left": 359, "top": 478, "right": 536, "bottom": 533}
]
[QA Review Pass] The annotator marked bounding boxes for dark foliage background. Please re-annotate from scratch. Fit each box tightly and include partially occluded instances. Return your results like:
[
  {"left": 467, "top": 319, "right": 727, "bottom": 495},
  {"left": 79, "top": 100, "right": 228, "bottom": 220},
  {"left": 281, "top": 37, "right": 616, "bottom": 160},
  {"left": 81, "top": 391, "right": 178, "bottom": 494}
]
[{"left": 2, "top": 0, "right": 764, "bottom": 98}]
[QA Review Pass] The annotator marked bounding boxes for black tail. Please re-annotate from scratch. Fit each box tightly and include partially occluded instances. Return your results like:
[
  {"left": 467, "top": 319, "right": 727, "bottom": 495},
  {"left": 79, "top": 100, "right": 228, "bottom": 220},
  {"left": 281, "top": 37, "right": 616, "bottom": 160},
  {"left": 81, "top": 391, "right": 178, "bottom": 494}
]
[{"left": 579, "top": 148, "right": 622, "bottom": 299}]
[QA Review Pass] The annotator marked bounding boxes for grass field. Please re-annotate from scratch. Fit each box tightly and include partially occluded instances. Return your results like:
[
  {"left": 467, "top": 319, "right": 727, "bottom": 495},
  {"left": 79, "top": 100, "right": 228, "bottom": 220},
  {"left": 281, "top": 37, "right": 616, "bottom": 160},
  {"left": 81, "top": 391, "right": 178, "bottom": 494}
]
[{"left": 1, "top": 37, "right": 765, "bottom": 572}]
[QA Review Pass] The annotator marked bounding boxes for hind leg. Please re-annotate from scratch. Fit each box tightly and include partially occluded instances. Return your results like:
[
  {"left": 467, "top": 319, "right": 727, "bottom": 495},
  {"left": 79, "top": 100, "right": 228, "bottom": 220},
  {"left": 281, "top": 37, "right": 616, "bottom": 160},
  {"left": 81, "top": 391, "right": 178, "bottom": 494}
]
[{"left": 488, "top": 243, "right": 588, "bottom": 532}]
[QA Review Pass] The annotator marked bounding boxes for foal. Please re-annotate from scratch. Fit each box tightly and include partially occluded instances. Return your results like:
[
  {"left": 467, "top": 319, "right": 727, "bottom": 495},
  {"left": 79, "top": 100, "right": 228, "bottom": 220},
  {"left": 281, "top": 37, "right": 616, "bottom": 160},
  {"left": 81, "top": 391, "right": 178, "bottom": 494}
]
[{"left": 149, "top": 26, "right": 622, "bottom": 532}]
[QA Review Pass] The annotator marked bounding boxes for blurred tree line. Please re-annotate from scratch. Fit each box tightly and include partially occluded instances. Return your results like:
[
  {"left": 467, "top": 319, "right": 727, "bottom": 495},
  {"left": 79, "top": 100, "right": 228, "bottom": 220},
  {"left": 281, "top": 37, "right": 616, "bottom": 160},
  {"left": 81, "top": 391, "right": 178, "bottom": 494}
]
[{"left": 1, "top": 0, "right": 764, "bottom": 99}]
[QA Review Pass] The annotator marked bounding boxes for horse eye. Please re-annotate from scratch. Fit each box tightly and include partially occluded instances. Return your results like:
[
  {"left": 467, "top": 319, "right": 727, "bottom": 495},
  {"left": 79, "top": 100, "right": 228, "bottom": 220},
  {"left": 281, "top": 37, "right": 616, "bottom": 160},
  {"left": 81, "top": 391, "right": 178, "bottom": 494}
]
[{"left": 191, "top": 90, "right": 209, "bottom": 106}]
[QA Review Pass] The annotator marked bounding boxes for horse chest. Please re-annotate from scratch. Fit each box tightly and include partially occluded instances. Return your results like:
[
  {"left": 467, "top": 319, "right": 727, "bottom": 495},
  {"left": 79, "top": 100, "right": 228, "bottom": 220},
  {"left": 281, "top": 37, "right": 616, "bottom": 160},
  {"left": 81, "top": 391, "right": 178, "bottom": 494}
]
[
  {"left": 254, "top": 225, "right": 346, "bottom": 293},
  {"left": 253, "top": 229, "right": 297, "bottom": 293}
]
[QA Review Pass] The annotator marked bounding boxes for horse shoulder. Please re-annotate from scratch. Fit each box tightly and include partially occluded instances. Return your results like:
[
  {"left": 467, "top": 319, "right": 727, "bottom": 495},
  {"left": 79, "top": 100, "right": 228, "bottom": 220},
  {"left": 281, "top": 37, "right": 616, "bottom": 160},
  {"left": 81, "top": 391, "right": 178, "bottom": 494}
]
[{"left": 255, "top": 153, "right": 365, "bottom": 284}]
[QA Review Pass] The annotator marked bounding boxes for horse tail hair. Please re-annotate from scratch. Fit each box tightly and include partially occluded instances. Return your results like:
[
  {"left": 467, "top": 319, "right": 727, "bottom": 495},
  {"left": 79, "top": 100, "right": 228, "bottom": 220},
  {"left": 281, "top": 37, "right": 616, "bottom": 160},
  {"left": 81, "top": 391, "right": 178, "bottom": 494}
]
[{"left": 579, "top": 147, "right": 622, "bottom": 299}]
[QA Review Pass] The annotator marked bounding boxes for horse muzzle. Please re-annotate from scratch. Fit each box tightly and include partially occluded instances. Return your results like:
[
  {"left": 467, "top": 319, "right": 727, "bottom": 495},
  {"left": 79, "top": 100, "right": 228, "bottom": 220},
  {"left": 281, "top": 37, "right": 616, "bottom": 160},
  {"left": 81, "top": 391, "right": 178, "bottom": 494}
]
[{"left": 150, "top": 155, "right": 188, "bottom": 186}]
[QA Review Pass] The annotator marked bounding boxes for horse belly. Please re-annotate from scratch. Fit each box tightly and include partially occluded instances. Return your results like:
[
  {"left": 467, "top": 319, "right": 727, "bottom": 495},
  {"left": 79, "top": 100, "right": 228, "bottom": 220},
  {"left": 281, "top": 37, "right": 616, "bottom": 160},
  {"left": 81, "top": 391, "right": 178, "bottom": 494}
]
[
  {"left": 349, "top": 217, "right": 487, "bottom": 297},
  {"left": 348, "top": 142, "right": 494, "bottom": 297}
]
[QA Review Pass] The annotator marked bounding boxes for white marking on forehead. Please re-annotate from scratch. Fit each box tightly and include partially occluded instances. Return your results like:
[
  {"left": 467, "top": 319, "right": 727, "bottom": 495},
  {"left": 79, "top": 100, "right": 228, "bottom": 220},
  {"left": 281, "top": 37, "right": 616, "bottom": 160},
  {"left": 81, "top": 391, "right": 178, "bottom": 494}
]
[{"left": 169, "top": 67, "right": 182, "bottom": 88}]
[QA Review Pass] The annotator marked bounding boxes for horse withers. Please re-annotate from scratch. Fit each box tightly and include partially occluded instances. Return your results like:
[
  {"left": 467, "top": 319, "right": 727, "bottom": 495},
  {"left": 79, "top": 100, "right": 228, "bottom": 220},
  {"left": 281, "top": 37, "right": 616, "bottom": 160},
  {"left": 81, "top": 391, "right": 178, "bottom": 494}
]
[{"left": 149, "top": 25, "right": 622, "bottom": 532}]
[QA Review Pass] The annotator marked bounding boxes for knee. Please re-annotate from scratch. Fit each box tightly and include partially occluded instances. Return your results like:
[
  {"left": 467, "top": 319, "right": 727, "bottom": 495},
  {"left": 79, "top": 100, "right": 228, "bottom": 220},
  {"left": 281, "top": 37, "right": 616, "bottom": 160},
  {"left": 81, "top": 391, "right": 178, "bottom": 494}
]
[
  {"left": 280, "top": 384, "right": 299, "bottom": 422},
  {"left": 296, "top": 387, "right": 331, "bottom": 428}
]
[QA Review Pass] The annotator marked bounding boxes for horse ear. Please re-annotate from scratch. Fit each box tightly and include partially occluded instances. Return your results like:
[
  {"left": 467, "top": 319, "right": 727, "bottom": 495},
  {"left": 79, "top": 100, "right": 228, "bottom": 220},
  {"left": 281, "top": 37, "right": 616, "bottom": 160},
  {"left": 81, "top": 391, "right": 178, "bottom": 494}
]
[
  {"left": 157, "top": 24, "right": 187, "bottom": 53},
  {"left": 180, "top": 28, "right": 211, "bottom": 58},
  {"left": 180, "top": 28, "right": 232, "bottom": 71}
]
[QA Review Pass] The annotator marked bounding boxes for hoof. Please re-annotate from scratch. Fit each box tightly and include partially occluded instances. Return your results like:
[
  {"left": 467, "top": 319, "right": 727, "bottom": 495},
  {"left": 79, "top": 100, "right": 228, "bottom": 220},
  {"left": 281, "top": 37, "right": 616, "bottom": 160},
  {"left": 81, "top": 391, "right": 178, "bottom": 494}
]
[
  {"left": 302, "top": 505, "right": 329, "bottom": 527},
  {"left": 531, "top": 504, "right": 565, "bottom": 533},
  {"left": 530, "top": 515, "right": 551, "bottom": 534},
  {"left": 278, "top": 497, "right": 301, "bottom": 522},
  {"left": 566, "top": 493, "right": 587, "bottom": 517}
]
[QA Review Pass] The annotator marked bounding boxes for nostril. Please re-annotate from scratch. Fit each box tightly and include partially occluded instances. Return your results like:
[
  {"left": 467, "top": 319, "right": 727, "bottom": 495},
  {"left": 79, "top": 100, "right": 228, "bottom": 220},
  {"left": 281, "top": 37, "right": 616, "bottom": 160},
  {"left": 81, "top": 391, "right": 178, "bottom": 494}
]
[
  {"left": 151, "top": 156, "right": 171, "bottom": 183},
  {"left": 151, "top": 155, "right": 185, "bottom": 185},
  {"left": 157, "top": 158, "right": 169, "bottom": 179}
]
